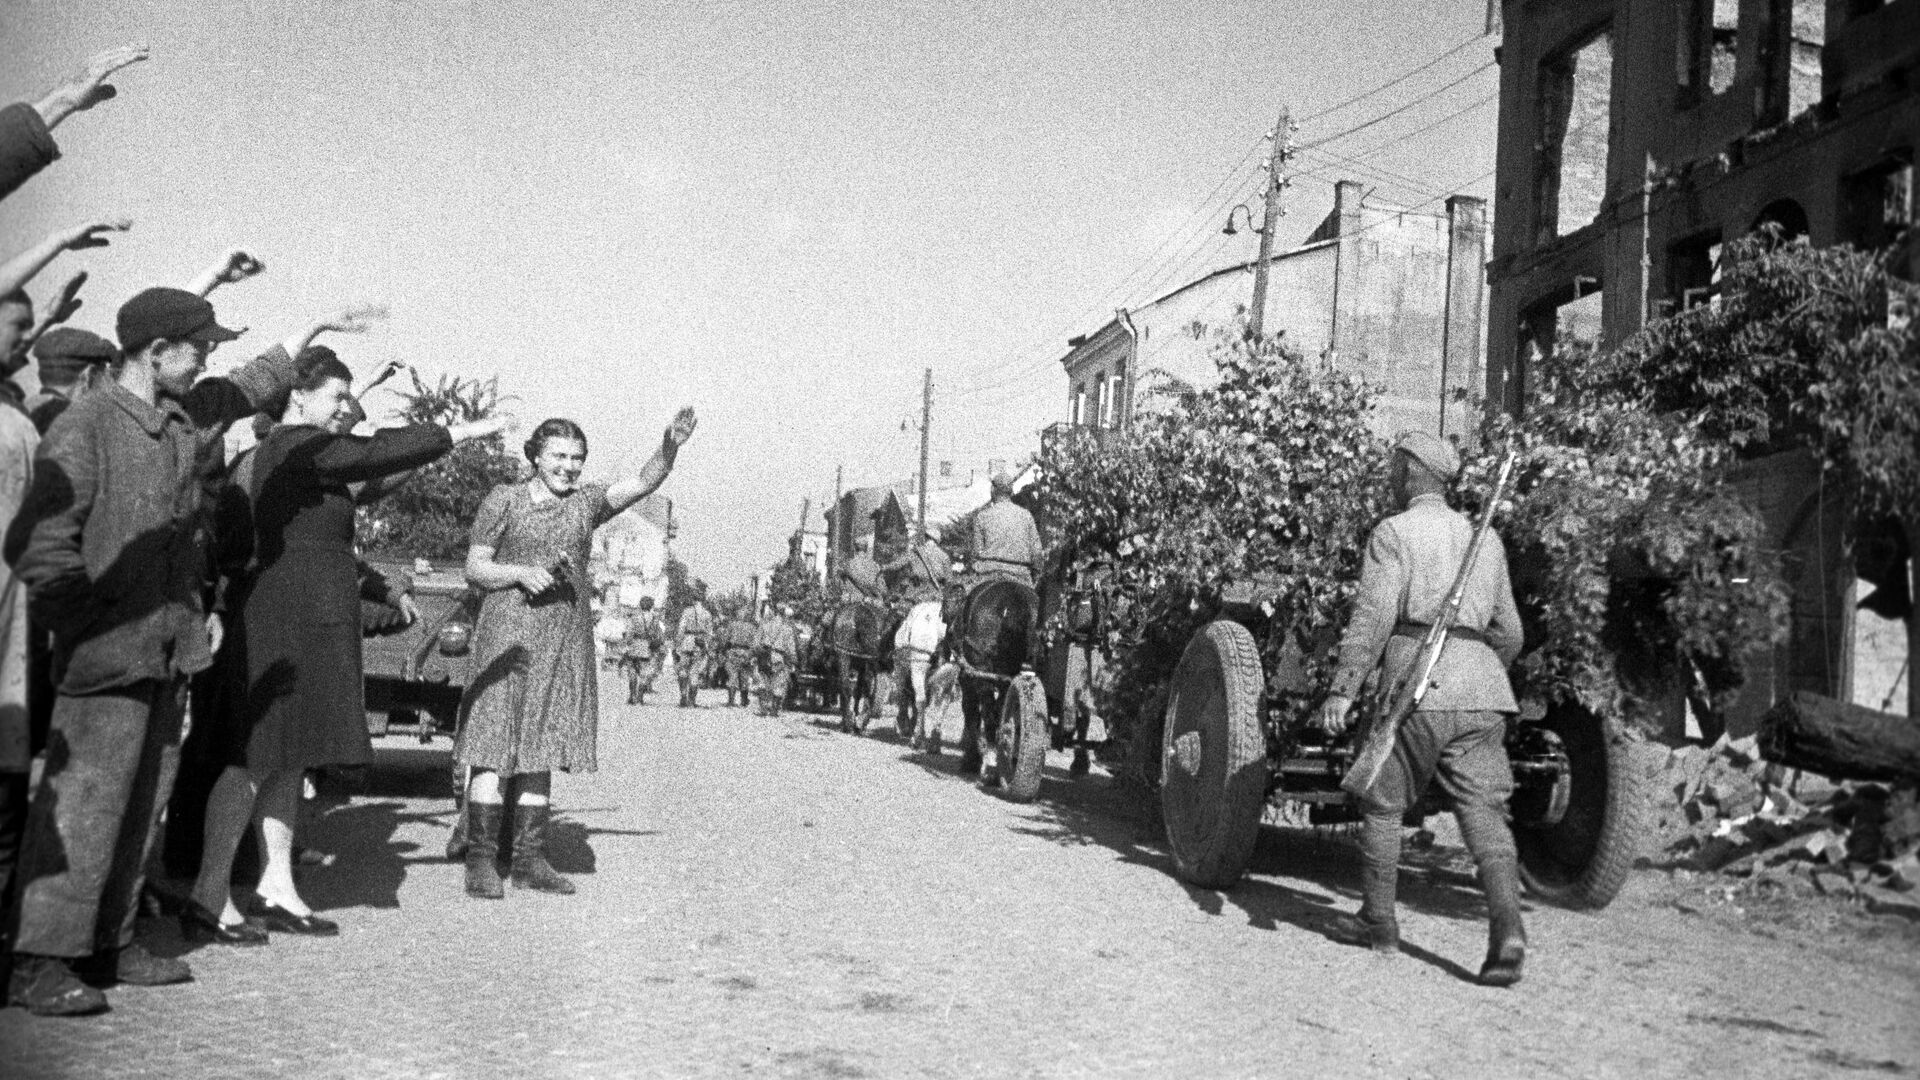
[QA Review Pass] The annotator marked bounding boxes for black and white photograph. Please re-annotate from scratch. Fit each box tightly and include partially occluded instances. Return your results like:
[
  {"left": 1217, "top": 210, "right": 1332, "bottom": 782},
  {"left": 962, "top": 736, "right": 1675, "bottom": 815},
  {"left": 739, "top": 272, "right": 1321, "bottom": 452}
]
[{"left": 0, "top": 0, "right": 1914, "bottom": 1076}]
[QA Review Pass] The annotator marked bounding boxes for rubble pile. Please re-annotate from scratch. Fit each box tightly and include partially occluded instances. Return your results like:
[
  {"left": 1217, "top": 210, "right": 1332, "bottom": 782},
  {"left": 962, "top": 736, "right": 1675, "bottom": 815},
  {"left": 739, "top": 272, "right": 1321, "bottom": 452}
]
[{"left": 1651, "top": 734, "right": 1920, "bottom": 921}]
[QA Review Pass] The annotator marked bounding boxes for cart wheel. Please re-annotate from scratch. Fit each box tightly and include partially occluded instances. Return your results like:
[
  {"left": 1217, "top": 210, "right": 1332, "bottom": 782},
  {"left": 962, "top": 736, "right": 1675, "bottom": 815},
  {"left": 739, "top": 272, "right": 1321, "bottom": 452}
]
[
  {"left": 1161, "top": 620, "right": 1267, "bottom": 890},
  {"left": 995, "top": 673, "right": 1048, "bottom": 803},
  {"left": 1514, "top": 701, "right": 1649, "bottom": 910}
]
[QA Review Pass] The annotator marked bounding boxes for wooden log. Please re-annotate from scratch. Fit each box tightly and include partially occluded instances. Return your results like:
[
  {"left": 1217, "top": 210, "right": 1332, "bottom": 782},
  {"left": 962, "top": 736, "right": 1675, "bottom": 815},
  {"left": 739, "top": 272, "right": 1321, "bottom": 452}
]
[{"left": 1759, "top": 691, "right": 1920, "bottom": 785}]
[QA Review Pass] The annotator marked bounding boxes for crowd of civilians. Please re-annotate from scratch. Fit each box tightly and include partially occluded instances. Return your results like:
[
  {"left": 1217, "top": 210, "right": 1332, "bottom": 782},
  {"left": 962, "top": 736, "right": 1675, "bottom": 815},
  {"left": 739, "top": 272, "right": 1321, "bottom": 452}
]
[{"left": 0, "top": 45, "right": 696, "bottom": 1018}]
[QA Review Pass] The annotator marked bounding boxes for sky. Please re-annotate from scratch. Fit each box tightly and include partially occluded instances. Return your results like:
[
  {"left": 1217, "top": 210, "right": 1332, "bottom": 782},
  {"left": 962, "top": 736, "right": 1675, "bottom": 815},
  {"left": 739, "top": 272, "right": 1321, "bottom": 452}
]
[{"left": 1, "top": 0, "right": 1501, "bottom": 588}]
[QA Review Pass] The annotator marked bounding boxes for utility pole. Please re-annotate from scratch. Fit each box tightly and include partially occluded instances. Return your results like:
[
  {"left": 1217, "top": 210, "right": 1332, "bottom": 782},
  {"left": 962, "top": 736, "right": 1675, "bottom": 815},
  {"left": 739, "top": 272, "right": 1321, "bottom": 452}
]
[
  {"left": 917, "top": 368, "right": 932, "bottom": 537},
  {"left": 793, "top": 497, "right": 810, "bottom": 566},
  {"left": 1248, "top": 106, "right": 1294, "bottom": 341},
  {"left": 829, "top": 465, "right": 844, "bottom": 600}
]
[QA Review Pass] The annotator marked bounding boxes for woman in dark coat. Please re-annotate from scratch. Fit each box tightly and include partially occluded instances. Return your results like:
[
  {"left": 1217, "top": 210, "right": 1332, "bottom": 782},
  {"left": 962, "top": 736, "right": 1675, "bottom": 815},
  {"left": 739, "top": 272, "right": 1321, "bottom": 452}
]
[{"left": 185, "top": 347, "right": 506, "bottom": 941}]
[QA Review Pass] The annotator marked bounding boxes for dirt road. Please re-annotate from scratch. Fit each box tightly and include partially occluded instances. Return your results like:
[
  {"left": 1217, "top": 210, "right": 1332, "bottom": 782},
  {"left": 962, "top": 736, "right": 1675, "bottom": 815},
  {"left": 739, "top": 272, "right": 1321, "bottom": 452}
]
[{"left": 3, "top": 686, "right": 1915, "bottom": 1079}]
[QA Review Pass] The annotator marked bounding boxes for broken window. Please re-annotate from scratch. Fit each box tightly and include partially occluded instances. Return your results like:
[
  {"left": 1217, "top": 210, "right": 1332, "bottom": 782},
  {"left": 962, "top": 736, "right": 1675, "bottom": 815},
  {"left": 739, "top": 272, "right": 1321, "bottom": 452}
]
[
  {"left": 1070, "top": 383, "right": 1085, "bottom": 426},
  {"left": 1709, "top": 0, "right": 1740, "bottom": 95},
  {"left": 1758, "top": 0, "right": 1826, "bottom": 122},
  {"left": 1840, "top": 154, "right": 1914, "bottom": 251},
  {"left": 1536, "top": 29, "right": 1614, "bottom": 242},
  {"left": 1667, "top": 231, "right": 1724, "bottom": 310},
  {"left": 1091, "top": 373, "right": 1107, "bottom": 429},
  {"left": 1510, "top": 283, "right": 1606, "bottom": 414}
]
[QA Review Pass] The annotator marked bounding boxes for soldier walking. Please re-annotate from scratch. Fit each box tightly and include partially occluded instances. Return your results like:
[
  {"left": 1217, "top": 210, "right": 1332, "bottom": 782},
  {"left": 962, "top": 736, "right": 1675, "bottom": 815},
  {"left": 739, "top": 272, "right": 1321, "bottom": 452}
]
[
  {"left": 721, "top": 604, "right": 758, "bottom": 708},
  {"left": 674, "top": 586, "right": 715, "bottom": 708},
  {"left": 621, "top": 596, "right": 665, "bottom": 706},
  {"left": 753, "top": 604, "right": 800, "bottom": 716},
  {"left": 1316, "top": 432, "right": 1530, "bottom": 988}
]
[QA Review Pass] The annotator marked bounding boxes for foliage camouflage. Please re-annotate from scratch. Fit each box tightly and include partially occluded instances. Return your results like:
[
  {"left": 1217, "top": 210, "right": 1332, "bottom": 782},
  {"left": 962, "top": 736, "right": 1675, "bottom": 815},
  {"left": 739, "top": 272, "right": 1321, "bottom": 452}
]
[
  {"left": 356, "top": 370, "right": 523, "bottom": 560},
  {"left": 767, "top": 556, "right": 828, "bottom": 625},
  {"left": 1035, "top": 302, "right": 1793, "bottom": 771}
]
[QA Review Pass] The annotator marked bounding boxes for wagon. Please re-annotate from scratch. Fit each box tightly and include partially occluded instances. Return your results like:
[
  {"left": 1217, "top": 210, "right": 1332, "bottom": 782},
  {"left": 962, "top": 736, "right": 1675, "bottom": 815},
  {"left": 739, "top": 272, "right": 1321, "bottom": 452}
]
[{"left": 1158, "top": 579, "right": 1649, "bottom": 909}]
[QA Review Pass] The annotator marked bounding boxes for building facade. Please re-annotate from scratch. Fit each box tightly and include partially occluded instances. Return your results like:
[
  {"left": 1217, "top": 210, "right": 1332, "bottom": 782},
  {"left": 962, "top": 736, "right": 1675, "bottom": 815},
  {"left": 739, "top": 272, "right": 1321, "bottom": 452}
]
[
  {"left": 1486, "top": 0, "right": 1917, "bottom": 725},
  {"left": 1059, "top": 178, "right": 1490, "bottom": 440}
]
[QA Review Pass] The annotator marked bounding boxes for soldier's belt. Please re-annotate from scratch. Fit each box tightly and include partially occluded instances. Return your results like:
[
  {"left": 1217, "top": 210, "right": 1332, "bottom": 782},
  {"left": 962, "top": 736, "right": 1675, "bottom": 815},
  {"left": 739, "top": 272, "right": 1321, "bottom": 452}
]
[{"left": 1392, "top": 622, "right": 1489, "bottom": 647}]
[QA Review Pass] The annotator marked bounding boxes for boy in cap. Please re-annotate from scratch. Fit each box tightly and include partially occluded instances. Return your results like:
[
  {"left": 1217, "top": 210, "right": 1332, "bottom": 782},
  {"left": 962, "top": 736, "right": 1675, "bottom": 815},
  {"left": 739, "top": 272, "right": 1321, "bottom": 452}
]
[
  {"left": 1316, "top": 430, "right": 1529, "bottom": 986},
  {"left": 2, "top": 287, "right": 367, "bottom": 1015}
]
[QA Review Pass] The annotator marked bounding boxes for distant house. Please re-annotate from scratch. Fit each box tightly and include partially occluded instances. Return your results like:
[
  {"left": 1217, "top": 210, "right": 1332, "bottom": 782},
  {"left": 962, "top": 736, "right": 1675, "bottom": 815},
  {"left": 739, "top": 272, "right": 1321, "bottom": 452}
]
[
  {"left": 1057, "top": 179, "right": 1489, "bottom": 441},
  {"left": 591, "top": 493, "right": 671, "bottom": 610},
  {"left": 789, "top": 504, "right": 831, "bottom": 584},
  {"left": 825, "top": 485, "right": 911, "bottom": 563}
]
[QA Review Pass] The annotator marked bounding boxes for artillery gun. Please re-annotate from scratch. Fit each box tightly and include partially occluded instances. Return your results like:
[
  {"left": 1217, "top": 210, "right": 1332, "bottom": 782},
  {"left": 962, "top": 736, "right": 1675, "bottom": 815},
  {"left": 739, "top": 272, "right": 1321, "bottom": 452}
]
[{"left": 1158, "top": 573, "right": 1650, "bottom": 909}]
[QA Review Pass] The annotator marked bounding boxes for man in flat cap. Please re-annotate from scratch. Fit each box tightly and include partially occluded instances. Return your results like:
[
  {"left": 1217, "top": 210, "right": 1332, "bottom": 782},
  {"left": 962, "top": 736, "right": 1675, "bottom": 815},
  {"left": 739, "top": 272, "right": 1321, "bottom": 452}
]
[
  {"left": 25, "top": 327, "right": 114, "bottom": 434},
  {"left": 1316, "top": 430, "right": 1530, "bottom": 987},
  {"left": 966, "top": 469, "right": 1042, "bottom": 585},
  {"left": 3, "top": 288, "right": 368, "bottom": 1015}
]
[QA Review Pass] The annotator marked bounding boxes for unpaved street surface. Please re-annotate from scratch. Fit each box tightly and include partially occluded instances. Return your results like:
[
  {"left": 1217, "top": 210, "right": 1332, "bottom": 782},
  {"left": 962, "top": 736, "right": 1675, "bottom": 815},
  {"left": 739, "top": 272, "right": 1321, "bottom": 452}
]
[{"left": 4, "top": 684, "right": 1917, "bottom": 1079}]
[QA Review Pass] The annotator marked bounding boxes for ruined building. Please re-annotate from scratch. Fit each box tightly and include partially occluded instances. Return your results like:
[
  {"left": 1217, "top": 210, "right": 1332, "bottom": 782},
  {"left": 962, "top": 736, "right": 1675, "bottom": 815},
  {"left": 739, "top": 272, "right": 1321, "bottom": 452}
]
[{"left": 1488, "top": 0, "right": 1917, "bottom": 727}]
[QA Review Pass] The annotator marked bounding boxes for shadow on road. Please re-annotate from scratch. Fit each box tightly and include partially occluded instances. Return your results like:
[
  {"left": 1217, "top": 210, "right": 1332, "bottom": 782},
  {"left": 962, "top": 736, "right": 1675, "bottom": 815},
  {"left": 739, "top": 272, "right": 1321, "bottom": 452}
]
[{"left": 918, "top": 756, "right": 1497, "bottom": 982}]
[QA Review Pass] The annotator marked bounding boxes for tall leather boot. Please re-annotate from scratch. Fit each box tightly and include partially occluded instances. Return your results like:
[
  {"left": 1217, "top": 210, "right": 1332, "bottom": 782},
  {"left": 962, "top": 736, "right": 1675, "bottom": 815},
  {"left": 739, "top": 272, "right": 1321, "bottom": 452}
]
[
  {"left": 1460, "top": 805, "right": 1526, "bottom": 986},
  {"left": 1330, "top": 809, "right": 1402, "bottom": 952},
  {"left": 464, "top": 800, "right": 505, "bottom": 899},
  {"left": 508, "top": 802, "right": 576, "bottom": 895}
]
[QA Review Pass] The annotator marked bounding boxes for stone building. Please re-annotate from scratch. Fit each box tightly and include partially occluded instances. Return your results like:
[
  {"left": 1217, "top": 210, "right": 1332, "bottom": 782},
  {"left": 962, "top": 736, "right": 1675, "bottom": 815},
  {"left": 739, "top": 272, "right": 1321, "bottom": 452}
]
[
  {"left": 1057, "top": 178, "right": 1490, "bottom": 440},
  {"left": 1486, "top": 0, "right": 1917, "bottom": 725}
]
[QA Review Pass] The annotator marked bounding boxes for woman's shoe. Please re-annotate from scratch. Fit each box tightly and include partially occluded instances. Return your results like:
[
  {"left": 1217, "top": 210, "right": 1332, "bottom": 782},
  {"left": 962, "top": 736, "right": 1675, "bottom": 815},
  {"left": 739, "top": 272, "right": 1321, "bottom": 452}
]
[
  {"left": 180, "top": 901, "right": 269, "bottom": 947},
  {"left": 245, "top": 897, "right": 340, "bottom": 937}
]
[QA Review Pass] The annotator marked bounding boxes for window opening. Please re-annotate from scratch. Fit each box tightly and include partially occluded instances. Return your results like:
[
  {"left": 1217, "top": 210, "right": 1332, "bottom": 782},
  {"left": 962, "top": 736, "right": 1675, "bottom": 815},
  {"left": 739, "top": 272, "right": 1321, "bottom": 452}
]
[
  {"left": 1668, "top": 231, "right": 1725, "bottom": 310},
  {"left": 1536, "top": 29, "right": 1613, "bottom": 242},
  {"left": 1709, "top": 0, "right": 1739, "bottom": 95}
]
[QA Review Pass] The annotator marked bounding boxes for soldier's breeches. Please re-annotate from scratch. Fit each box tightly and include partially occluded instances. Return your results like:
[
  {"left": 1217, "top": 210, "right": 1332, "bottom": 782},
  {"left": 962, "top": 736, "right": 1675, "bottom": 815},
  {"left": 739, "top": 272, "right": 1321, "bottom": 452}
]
[{"left": 1359, "top": 709, "right": 1514, "bottom": 816}]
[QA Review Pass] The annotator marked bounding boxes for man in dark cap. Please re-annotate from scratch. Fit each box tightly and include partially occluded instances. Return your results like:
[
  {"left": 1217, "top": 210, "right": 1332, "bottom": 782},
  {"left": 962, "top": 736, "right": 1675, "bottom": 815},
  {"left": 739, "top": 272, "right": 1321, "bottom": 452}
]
[
  {"left": 1316, "top": 431, "right": 1529, "bottom": 987},
  {"left": 24, "top": 327, "right": 114, "bottom": 433},
  {"left": 2, "top": 289, "right": 368, "bottom": 1015},
  {"left": 966, "top": 469, "right": 1043, "bottom": 585}
]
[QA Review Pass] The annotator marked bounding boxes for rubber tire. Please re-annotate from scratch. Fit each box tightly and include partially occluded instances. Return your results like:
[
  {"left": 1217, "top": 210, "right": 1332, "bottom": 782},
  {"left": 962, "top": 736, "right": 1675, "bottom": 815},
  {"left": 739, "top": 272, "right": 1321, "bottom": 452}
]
[
  {"left": 1514, "top": 702, "right": 1649, "bottom": 910},
  {"left": 1160, "top": 620, "right": 1268, "bottom": 890},
  {"left": 995, "top": 674, "right": 1048, "bottom": 803}
]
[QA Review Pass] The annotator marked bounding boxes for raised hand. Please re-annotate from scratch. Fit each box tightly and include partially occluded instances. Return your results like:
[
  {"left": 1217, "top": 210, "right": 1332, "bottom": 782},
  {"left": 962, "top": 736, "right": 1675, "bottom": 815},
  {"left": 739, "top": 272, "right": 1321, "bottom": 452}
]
[
  {"left": 666, "top": 406, "right": 697, "bottom": 447},
  {"left": 35, "top": 270, "right": 87, "bottom": 332},
  {"left": 362, "top": 358, "right": 408, "bottom": 392},
  {"left": 63, "top": 216, "right": 133, "bottom": 251},
  {"left": 213, "top": 249, "right": 263, "bottom": 285},
  {"left": 36, "top": 44, "right": 151, "bottom": 130},
  {"left": 321, "top": 304, "right": 389, "bottom": 335}
]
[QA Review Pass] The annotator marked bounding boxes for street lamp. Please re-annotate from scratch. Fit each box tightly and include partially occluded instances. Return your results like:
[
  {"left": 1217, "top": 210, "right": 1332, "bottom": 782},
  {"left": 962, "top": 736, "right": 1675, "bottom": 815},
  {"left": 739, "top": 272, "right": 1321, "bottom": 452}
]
[{"left": 1222, "top": 203, "right": 1265, "bottom": 237}]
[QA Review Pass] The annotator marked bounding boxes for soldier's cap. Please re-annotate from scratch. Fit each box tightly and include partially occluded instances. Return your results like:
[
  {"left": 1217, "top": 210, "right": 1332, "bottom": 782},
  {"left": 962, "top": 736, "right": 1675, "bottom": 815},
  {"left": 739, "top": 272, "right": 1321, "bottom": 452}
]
[
  {"left": 1392, "top": 430, "right": 1461, "bottom": 481},
  {"left": 989, "top": 469, "right": 1015, "bottom": 494},
  {"left": 116, "top": 287, "right": 243, "bottom": 354},
  {"left": 32, "top": 327, "right": 118, "bottom": 380},
  {"left": 638, "top": 596, "right": 655, "bottom": 609}
]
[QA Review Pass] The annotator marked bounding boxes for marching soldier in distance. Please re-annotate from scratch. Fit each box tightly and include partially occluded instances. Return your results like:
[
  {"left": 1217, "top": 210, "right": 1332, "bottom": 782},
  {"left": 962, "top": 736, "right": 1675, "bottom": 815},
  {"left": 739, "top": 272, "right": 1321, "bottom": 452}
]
[
  {"left": 753, "top": 604, "right": 800, "bottom": 717},
  {"left": 1316, "top": 432, "right": 1529, "bottom": 987},
  {"left": 966, "top": 470, "right": 1042, "bottom": 584},
  {"left": 621, "top": 596, "right": 665, "bottom": 706},
  {"left": 674, "top": 584, "right": 715, "bottom": 708},
  {"left": 721, "top": 601, "right": 758, "bottom": 708}
]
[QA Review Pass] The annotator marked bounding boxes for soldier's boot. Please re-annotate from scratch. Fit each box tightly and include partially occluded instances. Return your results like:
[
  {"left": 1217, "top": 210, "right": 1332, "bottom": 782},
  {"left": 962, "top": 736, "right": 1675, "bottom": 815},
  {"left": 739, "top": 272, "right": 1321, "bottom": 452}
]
[
  {"left": 445, "top": 797, "right": 471, "bottom": 861},
  {"left": 1330, "top": 810, "right": 1402, "bottom": 953},
  {"left": 1461, "top": 805, "right": 1526, "bottom": 987},
  {"left": 1070, "top": 748, "right": 1091, "bottom": 776},
  {"left": 508, "top": 802, "right": 576, "bottom": 895},
  {"left": 463, "top": 800, "right": 505, "bottom": 900}
]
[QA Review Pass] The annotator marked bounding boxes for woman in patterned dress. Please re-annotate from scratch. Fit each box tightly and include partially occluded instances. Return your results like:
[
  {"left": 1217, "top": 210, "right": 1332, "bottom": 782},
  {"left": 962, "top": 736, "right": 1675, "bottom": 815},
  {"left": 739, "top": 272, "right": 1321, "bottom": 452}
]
[{"left": 456, "top": 409, "right": 695, "bottom": 898}]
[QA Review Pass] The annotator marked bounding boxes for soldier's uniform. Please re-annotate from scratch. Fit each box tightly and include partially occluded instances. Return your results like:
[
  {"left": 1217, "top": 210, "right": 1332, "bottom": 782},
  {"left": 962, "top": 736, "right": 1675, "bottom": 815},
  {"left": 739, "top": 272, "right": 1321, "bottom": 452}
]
[
  {"left": 620, "top": 607, "right": 665, "bottom": 705},
  {"left": 1326, "top": 431, "right": 1529, "bottom": 986},
  {"left": 753, "top": 612, "right": 799, "bottom": 716},
  {"left": 674, "top": 601, "right": 715, "bottom": 707},
  {"left": 722, "top": 615, "right": 758, "bottom": 707},
  {"left": 967, "top": 483, "right": 1043, "bottom": 586},
  {"left": 883, "top": 537, "right": 952, "bottom": 604}
]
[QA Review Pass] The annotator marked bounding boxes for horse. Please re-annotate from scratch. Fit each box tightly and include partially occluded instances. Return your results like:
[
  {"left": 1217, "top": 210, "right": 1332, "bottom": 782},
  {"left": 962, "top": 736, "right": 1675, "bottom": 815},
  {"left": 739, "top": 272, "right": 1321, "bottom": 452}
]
[
  {"left": 823, "top": 597, "right": 892, "bottom": 733},
  {"left": 893, "top": 599, "right": 947, "bottom": 749},
  {"left": 951, "top": 576, "right": 1040, "bottom": 776}
]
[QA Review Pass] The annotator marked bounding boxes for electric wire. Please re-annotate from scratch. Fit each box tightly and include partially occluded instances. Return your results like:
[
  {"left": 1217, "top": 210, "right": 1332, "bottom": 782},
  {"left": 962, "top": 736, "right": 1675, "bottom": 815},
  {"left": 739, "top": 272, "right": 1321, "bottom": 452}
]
[
  {"left": 1296, "top": 33, "right": 1486, "bottom": 122},
  {"left": 1297, "top": 59, "right": 1497, "bottom": 151}
]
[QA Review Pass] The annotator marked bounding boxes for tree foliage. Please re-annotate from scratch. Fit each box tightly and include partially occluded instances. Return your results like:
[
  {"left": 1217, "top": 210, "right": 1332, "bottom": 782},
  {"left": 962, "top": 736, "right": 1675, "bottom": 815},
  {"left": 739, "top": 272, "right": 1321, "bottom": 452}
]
[
  {"left": 356, "top": 371, "right": 522, "bottom": 560},
  {"left": 768, "top": 556, "right": 828, "bottom": 625},
  {"left": 1036, "top": 307, "right": 1794, "bottom": 769}
]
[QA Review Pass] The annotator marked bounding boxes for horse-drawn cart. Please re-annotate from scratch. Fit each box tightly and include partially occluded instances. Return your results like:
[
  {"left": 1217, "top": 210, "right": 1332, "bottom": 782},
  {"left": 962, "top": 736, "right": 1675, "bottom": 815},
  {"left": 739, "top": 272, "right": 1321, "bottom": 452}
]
[{"left": 1159, "top": 580, "right": 1649, "bottom": 908}]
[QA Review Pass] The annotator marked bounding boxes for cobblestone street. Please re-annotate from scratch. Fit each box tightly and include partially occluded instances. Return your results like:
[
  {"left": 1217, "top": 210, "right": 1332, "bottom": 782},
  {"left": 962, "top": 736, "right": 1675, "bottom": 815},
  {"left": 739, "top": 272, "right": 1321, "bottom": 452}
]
[{"left": 3, "top": 681, "right": 1916, "bottom": 1079}]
